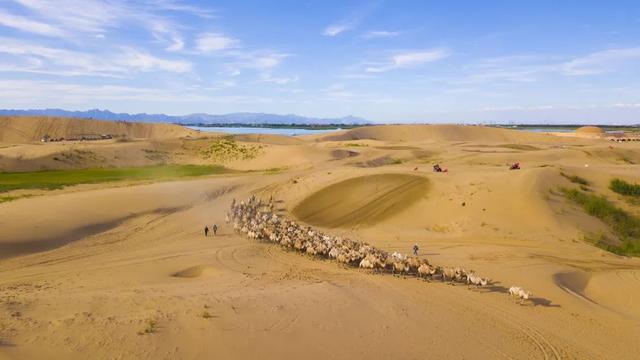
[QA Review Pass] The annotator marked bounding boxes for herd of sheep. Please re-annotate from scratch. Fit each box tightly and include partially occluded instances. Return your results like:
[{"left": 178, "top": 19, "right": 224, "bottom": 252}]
[{"left": 227, "top": 195, "right": 533, "bottom": 304}]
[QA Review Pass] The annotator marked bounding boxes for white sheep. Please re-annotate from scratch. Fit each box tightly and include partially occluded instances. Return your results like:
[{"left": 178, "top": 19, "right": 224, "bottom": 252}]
[
  {"left": 359, "top": 258, "right": 374, "bottom": 269},
  {"left": 293, "top": 238, "right": 305, "bottom": 251},
  {"left": 441, "top": 267, "right": 456, "bottom": 282},
  {"left": 417, "top": 263, "right": 436, "bottom": 277},
  {"left": 306, "top": 245, "right": 318, "bottom": 256},
  {"left": 336, "top": 253, "right": 350, "bottom": 264},
  {"left": 392, "top": 261, "right": 408, "bottom": 274},
  {"left": 391, "top": 252, "right": 406, "bottom": 261},
  {"left": 228, "top": 195, "right": 511, "bottom": 302},
  {"left": 509, "top": 286, "right": 532, "bottom": 304},
  {"left": 467, "top": 273, "right": 489, "bottom": 287}
]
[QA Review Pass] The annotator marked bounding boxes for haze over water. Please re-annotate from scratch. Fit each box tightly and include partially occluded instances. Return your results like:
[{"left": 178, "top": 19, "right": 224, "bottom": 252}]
[{"left": 188, "top": 126, "right": 342, "bottom": 136}]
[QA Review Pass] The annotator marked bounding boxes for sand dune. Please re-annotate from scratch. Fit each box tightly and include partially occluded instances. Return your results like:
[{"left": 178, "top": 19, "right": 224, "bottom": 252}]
[
  {"left": 0, "top": 116, "right": 198, "bottom": 143},
  {"left": 321, "top": 124, "right": 557, "bottom": 142},
  {"left": 232, "top": 133, "right": 305, "bottom": 145},
  {"left": 1, "top": 123, "right": 640, "bottom": 359},
  {"left": 293, "top": 174, "right": 429, "bottom": 227}
]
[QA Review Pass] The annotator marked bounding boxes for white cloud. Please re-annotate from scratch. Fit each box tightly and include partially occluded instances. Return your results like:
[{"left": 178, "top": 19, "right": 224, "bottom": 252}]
[
  {"left": 9, "top": 0, "right": 204, "bottom": 50},
  {"left": 479, "top": 103, "right": 640, "bottom": 112},
  {"left": 323, "top": 24, "right": 349, "bottom": 37},
  {"left": 166, "top": 37, "right": 185, "bottom": 52},
  {"left": 227, "top": 52, "right": 290, "bottom": 70},
  {"left": 247, "top": 53, "right": 288, "bottom": 69},
  {"left": 322, "top": 83, "right": 355, "bottom": 99},
  {"left": 321, "top": 2, "right": 380, "bottom": 38},
  {"left": 195, "top": 32, "right": 239, "bottom": 52},
  {"left": 0, "top": 39, "right": 122, "bottom": 75},
  {"left": 259, "top": 73, "right": 298, "bottom": 85},
  {"left": 393, "top": 50, "right": 449, "bottom": 67},
  {"left": 146, "top": 0, "right": 215, "bottom": 18},
  {"left": 463, "top": 68, "right": 544, "bottom": 83},
  {"left": 362, "top": 30, "right": 401, "bottom": 39},
  {"left": 0, "top": 37, "right": 192, "bottom": 76},
  {"left": 455, "top": 49, "right": 640, "bottom": 86},
  {"left": 0, "top": 78, "right": 278, "bottom": 108},
  {"left": 563, "top": 48, "right": 640, "bottom": 76},
  {"left": 13, "top": 0, "right": 123, "bottom": 34},
  {"left": 481, "top": 105, "right": 556, "bottom": 112},
  {"left": 118, "top": 48, "right": 191, "bottom": 73},
  {"left": 0, "top": 79, "right": 211, "bottom": 104},
  {"left": 0, "top": 9, "right": 66, "bottom": 37},
  {"left": 366, "top": 48, "right": 450, "bottom": 73},
  {"left": 447, "top": 54, "right": 560, "bottom": 85},
  {"left": 611, "top": 103, "right": 640, "bottom": 108},
  {"left": 320, "top": 83, "right": 394, "bottom": 103},
  {"left": 339, "top": 73, "right": 377, "bottom": 79}
]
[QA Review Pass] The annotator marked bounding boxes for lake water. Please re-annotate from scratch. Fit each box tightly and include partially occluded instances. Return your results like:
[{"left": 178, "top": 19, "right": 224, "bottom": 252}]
[
  {"left": 188, "top": 126, "right": 342, "bottom": 136},
  {"left": 189, "top": 125, "right": 603, "bottom": 136},
  {"left": 516, "top": 128, "right": 576, "bottom": 133}
]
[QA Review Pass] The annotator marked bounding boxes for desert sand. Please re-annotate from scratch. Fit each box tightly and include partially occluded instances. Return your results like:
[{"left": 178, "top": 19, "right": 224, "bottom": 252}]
[{"left": 1, "top": 119, "right": 640, "bottom": 359}]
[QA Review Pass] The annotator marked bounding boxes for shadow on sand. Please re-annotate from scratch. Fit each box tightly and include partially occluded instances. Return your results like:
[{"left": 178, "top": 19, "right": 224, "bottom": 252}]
[
  {"left": 0, "top": 205, "right": 188, "bottom": 261},
  {"left": 0, "top": 338, "right": 15, "bottom": 347},
  {"left": 480, "top": 283, "right": 561, "bottom": 308}
]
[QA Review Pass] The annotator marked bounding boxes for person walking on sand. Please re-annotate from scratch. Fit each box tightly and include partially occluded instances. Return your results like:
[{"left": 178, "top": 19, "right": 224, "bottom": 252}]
[
  {"left": 204, "top": 226, "right": 209, "bottom": 237},
  {"left": 413, "top": 243, "right": 419, "bottom": 256},
  {"left": 212, "top": 224, "right": 218, "bottom": 236}
]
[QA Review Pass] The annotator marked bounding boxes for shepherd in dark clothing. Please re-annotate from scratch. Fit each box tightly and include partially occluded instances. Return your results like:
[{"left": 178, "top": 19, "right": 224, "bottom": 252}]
[
  {"left": 413, "top": 244, "right": 419, "bottom": 256},
  {"left": 212, "top": 224, "right": 218, "bottom": 236},
  {"left": 433, "top": 164, "right": 442, "bottom": 172},
  {"left": 204, "top": 226, "right": 209, "bottom": 237}
]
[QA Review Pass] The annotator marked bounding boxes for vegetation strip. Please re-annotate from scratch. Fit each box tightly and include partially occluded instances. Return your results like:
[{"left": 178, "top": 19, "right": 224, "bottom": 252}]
[
  {"left": 610, "top": 178, "right": 640, "bottom": 197},
  {"left": 561, "top": 187, "right": 640, "bottom": 256},
  {"left": 560, "top": 172, "right": 589, "bottom": 186},
  {"left": 0, "top": 165, "right": 227, "bottom": 193}
]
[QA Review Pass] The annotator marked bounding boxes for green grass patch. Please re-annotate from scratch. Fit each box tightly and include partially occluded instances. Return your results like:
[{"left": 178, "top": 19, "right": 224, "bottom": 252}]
[
  {"left": 353, "top": 156, "right": 403, "bottom": 167},
  {"left": 0, "top": 194, "right": 34, "bottom": 204},
  {"left": 561, "top": 187, "right": 640, "bottom": 256},
  {"left": 579, "top": 185, "right": 591, "bottom": 192},
  {"left": 262, "top": 167, "right": 288, "bottom": 174},
  {"left": 344, "top": 142, "right": 368, "bottom": 147},
  {"left": 142, "top": 149, "right": 169, "bottom": 161},
  {"left": 201, "top": 138, "right": 262, "bottom": 161},
  {"left": 0, "top": 165, "right": 227, "bottom": 193},
  {"left": 560, "top": 172, "right": 590, "bottom": 186},
  {"left": 610, "top": 178, "right": 640, "bottom": 197}
]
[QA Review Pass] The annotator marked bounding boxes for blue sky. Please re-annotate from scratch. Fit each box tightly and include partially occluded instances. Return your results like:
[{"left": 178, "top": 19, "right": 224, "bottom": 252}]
[{"left": 0, "top": 0, "right": 639, "bottom": 123}]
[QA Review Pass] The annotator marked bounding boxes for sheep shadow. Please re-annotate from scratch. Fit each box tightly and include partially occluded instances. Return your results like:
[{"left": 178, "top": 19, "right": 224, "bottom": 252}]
[
  {"left": 0, "top": 338, "right": 15, "bottom": 347},
  {"left": 530, "top": 297, "right": 560, "bottom": 308},
  {"left": 477, "top": 283, "right": 561, "bottom": 308}
]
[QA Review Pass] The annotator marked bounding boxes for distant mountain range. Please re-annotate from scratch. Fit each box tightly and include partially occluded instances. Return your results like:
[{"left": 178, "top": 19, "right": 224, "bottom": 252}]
[{"left": 0, "top": 108, "right": 372, "bottom": 126}]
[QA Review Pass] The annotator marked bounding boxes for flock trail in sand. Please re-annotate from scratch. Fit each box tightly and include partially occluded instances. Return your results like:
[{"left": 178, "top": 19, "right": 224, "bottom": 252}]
[{"left": 231, "top": 195, "right": 533, "bottom": 303}]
